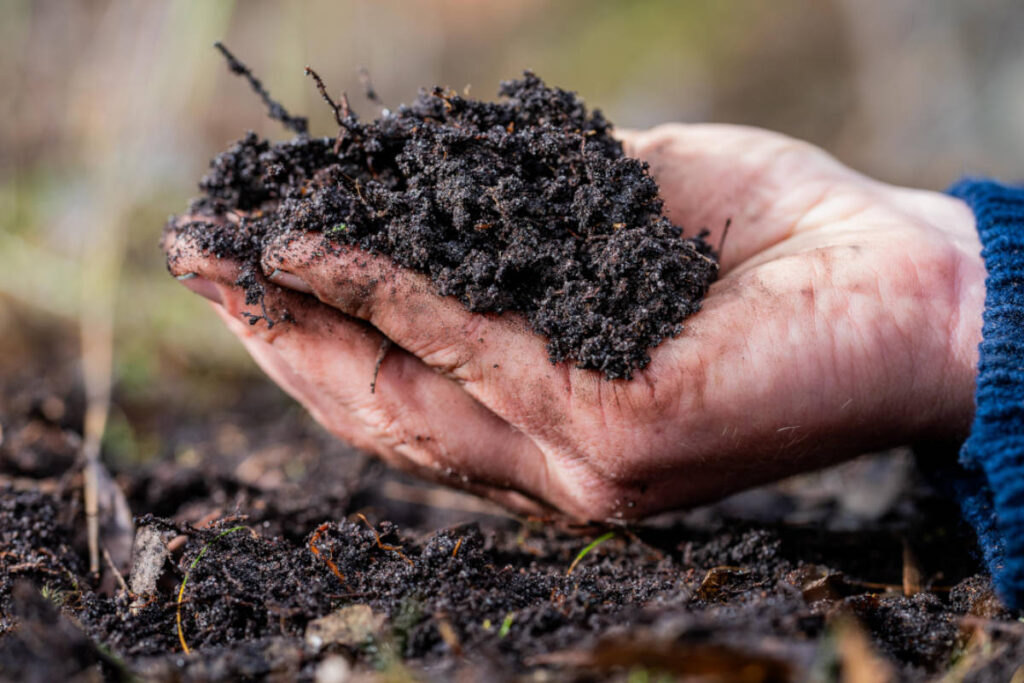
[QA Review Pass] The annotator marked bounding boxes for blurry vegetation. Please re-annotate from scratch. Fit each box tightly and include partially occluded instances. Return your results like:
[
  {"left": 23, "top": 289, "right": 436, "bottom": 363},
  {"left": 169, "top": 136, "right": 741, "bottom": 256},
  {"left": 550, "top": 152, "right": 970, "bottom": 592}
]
[{"left": 1, "top": 0, "right": 1022, "bottom": 467}]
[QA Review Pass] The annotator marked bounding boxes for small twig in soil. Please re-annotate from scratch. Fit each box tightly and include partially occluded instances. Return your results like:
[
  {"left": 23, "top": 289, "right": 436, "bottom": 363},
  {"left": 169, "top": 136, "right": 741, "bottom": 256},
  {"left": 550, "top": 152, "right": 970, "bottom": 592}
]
[
  {"left": 371, "top": 338, "right": 392, "bottom": 394},
  {"left": 451, "top": 537, "right": 463, "bottom": 559},
  {"left": 902, "top": 540, "right": 923, "bottom": 597},
  {"left": 176, "top": 525, "right": 249, "bottom": 655},
  {"left": 309, "top": 522, "right": 347, "bottom": 588},
  {"left": 214, "top": 42, "right": 308, "bottom": 134},
  {"left": 434, "top": 612, "right": 463, "bottom": 656},
  {"left": 356, "top": 513, "right": 414, "bottom": 566},
  {"left": 304, "top": 66, "right": 349, "bottom": 126},
  {"left": 567, "top": 532, "right": 615, "bottom": 576},
  {"left": 304, "top": 65, "right": 358, "bottom": 155},
  {"left": 101, "top": 546, "right": 128, "bottom": 594}
]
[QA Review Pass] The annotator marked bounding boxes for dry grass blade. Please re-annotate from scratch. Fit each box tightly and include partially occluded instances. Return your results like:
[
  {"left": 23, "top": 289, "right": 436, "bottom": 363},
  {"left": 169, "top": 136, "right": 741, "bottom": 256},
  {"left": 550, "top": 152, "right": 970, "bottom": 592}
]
[
  {"left": 309, "top": 523, "right": 347, "bottom": 587},
  {"left": 435, "top": 612, "right": 463, "bottom": 656},
  {"left": 176, "top": 525, "right": 249, "bottom": 654},
  {"left": 902, "top": 539, "right": 922, "bottom": 597},
  {"left": 81, "top": 221, "right": 125, "bottom": 576},
  {"left": 356, "top": 513, "right": 414, "bottom": 566}
]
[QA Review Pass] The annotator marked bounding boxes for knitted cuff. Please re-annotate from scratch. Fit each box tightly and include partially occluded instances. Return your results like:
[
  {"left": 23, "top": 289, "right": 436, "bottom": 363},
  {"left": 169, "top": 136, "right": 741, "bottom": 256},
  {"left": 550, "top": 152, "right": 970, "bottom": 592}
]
[{"left": 948, "top": 178, "right": 1024, "bottom": 609}]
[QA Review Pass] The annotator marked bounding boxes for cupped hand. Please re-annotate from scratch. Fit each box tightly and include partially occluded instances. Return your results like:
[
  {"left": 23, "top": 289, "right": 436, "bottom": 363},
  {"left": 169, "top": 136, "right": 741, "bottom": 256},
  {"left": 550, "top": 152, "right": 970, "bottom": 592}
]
[{"left": 164, "top": 124, "right": 985, "bottom": 521}]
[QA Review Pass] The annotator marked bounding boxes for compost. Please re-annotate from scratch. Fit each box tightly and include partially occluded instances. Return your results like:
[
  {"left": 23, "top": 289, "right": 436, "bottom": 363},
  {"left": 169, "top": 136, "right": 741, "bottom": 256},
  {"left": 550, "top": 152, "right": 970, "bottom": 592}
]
[
  {"left": 1, "top": 310, "right": 1022, "bottom": 681},
  {"left": 167, "top": 46, "right": 717, "bottom": 379}
]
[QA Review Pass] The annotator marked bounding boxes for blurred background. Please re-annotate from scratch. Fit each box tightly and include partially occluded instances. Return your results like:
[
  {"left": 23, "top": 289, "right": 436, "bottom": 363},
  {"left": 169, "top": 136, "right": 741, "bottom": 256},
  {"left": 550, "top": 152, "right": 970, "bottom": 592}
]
[{"left": 1, "top": 0, "right": 1022, "bottom": 470}]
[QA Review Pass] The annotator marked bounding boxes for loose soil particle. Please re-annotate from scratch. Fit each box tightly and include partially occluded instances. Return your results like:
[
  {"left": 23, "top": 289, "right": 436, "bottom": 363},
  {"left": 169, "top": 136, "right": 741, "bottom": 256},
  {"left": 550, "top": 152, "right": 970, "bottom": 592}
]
[{"left": 168, "top": 51, "right": 718, "bottom": 379}]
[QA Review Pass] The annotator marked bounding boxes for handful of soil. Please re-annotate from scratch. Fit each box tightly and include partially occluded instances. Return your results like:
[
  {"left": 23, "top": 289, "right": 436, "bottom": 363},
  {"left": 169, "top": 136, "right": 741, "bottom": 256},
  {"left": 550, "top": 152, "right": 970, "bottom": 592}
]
[{"left": 169, "top": 46, "right": 718, "bottom": 379}]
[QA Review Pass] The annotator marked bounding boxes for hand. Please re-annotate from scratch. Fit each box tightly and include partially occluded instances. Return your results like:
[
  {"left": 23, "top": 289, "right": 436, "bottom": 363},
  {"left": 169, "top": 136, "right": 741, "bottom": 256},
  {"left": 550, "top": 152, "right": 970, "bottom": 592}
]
[{"left": 164, "top": 124, "right": 986, "bottom": 520}]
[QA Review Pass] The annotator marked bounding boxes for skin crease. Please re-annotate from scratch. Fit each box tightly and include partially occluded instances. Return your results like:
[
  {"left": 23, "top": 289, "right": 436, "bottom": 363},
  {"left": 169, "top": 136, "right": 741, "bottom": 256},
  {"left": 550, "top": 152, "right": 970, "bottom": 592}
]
[{"left": 164, "top": 124, "right": 987, "bottom": 522}]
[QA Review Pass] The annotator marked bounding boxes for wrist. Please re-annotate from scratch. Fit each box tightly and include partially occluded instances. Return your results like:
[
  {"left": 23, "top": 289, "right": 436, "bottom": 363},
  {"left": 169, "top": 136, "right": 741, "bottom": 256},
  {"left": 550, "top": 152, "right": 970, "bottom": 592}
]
[{"left": 943, "top": 195, "right": 986, "bottom": 435}]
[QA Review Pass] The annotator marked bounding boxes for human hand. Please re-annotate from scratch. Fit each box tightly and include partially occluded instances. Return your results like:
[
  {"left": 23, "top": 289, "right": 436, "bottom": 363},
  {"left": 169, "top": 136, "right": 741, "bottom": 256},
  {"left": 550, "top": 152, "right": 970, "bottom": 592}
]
[{"left": 164, "top": 124, "right": 985, "bottom": 520}]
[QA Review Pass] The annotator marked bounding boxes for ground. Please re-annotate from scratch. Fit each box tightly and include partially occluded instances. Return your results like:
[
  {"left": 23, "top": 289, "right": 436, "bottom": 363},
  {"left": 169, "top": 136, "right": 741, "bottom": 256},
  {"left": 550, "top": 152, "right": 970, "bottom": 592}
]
[{"left": 1, "top": 307, "right": 1023, "bottom": 683}]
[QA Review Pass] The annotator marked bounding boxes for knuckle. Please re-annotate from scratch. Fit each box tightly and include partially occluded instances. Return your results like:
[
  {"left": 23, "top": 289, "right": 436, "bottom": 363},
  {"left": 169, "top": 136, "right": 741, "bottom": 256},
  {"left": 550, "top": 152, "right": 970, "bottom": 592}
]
[{"left": 415, "top": 315, "right": 490, "bottom": 383}]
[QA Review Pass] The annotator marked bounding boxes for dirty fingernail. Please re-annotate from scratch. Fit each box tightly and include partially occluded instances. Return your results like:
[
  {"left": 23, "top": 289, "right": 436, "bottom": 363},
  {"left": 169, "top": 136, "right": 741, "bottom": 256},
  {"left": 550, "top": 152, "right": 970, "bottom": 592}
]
[
  {"left": 175, "top": 272, "right": 198, "bottom": 281},
  {"left": 180, "top": 276, "right": 223, "bottom": 305},
  {"left": 268, "top": 268, "right": 313, "bottom": 294}
]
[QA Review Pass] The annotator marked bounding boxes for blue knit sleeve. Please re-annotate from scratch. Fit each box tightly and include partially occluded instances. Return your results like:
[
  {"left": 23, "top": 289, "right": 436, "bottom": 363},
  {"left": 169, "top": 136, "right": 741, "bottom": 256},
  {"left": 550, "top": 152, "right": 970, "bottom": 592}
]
[{"left": 947, "top": 179, "right": 1024, "bottom": 609}]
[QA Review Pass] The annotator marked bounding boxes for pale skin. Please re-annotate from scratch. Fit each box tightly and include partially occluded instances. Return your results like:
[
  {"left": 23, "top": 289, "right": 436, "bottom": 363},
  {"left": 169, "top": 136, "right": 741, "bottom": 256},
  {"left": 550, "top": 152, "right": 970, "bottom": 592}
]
[{"left": 164, "top": 124, "right": 986, "bottom": 521}]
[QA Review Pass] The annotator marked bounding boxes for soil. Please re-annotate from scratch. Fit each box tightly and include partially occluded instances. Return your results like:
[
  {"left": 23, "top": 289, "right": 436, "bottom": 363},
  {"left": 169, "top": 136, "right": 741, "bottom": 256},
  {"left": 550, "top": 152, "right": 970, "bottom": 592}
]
[
  {"left": 2, "top": 310, "right": 1023, "bottom": 682},
  {"left": 167, "top": 46, "right": 718, "bottom": 379}
]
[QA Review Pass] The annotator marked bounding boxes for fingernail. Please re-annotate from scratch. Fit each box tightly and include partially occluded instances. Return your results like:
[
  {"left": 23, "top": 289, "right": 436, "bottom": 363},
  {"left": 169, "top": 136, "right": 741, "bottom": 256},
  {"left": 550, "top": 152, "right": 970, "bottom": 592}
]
[
  {"left": 268, "top": 268, "right": 313, "bottom": 294},
  {"left": 180, "top": 276, "right": 223, "bottom": 305},
  {"left": 175, "top": 272, "right": 198, "bottom": 281}
]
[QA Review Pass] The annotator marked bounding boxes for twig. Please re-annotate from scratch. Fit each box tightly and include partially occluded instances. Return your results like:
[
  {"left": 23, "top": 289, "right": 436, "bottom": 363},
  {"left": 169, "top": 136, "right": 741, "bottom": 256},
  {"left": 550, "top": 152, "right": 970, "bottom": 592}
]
[
  {"left": 356, "top": 513, "right": 414, "bottom": 566},
  {"left": 452, "top": 538, "right": 463, "bottom": 559},
  {"left": 80, "top": 215, "right": 124, "bottom": 576},
  {"left": 304, "top": 65, "right": 355, "bottom": 155},
  {"left": 902, "top": 540, "right": 922, "bottom": 597},
  {"left": 435, "top": 612, "right": 463, "bottom": 656},
  {"left": 309, "top": 523, "right": 347, "bottom": 587},
  {"left": 102, "top": 546, "right": 128, "bottom": 594},
  {"left": 304, "top": 66, "right": 349, "bottom": 126},
  {"left": 214, "top": 42, "right": 308, "bottom": 134}
]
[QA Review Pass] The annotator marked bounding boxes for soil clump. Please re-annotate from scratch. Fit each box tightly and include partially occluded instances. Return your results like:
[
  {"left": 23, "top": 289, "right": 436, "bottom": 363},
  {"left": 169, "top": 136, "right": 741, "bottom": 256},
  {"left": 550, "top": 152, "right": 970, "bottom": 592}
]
[{"left": 167, "top": 47, "right": 717, "bottom": 379}]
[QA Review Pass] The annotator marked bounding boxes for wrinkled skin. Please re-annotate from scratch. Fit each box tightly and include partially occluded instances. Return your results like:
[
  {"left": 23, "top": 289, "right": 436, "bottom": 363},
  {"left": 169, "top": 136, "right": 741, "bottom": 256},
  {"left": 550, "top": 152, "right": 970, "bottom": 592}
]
[{"left": 164, "top": 124, "right": 985, "bottom": 520}]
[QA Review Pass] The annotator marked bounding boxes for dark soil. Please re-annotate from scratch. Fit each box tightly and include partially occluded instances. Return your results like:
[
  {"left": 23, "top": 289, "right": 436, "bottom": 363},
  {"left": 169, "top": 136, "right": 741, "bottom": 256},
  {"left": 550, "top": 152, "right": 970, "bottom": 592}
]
[
  {"left": 167, "top": 47, "right": 718, "bottom": 379},
  {"left": 2, "top": 311, "right": 1023, "bottom": 681}
]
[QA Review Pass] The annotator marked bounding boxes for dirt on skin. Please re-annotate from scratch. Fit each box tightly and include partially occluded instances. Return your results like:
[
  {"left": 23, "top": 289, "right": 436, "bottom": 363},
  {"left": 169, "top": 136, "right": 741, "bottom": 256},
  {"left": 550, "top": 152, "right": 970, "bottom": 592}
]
[
  {"left": 1, "top": 311, "right": 1023, "bottom": 682},
  {"left": 165, "top": 46, "right": 718, "bottom": 379}
]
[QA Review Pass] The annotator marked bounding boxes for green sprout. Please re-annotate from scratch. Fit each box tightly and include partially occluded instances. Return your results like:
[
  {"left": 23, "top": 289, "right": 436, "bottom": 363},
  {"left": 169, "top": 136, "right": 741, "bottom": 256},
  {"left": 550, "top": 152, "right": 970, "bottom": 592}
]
[
  {"left": 567, "top": 532, "right": 615, "bottom": 575},
  {"left": 41, "top": 582, "right": 66, "bottom": 607},
  {"left": 498, "top": 612, "right": 515, "bottom": 638}
]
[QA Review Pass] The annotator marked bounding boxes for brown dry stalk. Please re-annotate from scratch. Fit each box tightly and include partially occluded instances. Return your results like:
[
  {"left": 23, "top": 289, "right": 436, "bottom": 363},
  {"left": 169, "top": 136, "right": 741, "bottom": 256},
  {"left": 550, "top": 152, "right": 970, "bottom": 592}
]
[
  {"left": 309, "top": 523, "right": 347, "bottom": 587},
  {"left": 356, "top": 513, "right": 414, "bottom": 566},
  {"left": 176, "top": 526, "right": 249, "bottom": 654},
  {"left": 434, "top": 612, "right": 463, "bottom": 656}
]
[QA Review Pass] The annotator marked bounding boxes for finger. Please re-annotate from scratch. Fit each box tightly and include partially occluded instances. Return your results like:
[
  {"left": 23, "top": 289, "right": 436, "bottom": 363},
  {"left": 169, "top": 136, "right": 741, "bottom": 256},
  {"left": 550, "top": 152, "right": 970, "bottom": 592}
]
[
  {"left": 218, "top": 305, "right": 555, "bottom": 518},
  {"left": 260, "top": 234, "right": 573, "bottom": 432},
  {"left": 196, "top": 263, "right": 557, "bottom": 507},
  {"left": 621, "top": 123, "right": 864, "bottom": 271}
]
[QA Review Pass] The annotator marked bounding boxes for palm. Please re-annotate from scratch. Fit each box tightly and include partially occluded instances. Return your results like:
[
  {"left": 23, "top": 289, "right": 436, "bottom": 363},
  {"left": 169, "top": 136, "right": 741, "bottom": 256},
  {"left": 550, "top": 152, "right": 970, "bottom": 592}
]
[{"left": 166, "top": 124, "right": 984, "bottom": 520}]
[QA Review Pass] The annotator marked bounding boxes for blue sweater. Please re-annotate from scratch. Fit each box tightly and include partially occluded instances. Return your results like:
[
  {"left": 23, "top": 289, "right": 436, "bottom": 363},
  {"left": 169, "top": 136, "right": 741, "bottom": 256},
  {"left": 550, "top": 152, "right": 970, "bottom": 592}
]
[{"left": 948, "top": 179, "right": 1024, "bottom": 609}]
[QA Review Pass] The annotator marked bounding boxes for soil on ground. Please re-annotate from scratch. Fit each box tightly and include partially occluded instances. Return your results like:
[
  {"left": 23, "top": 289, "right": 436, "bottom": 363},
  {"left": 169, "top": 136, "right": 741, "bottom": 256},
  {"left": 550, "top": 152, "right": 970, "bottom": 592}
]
[
  {"left": 1, "top": 308, "right": 1022, "bottom": 682},
  {"left": 166, "top": 47, "right": 717, "bottom": 379}
]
